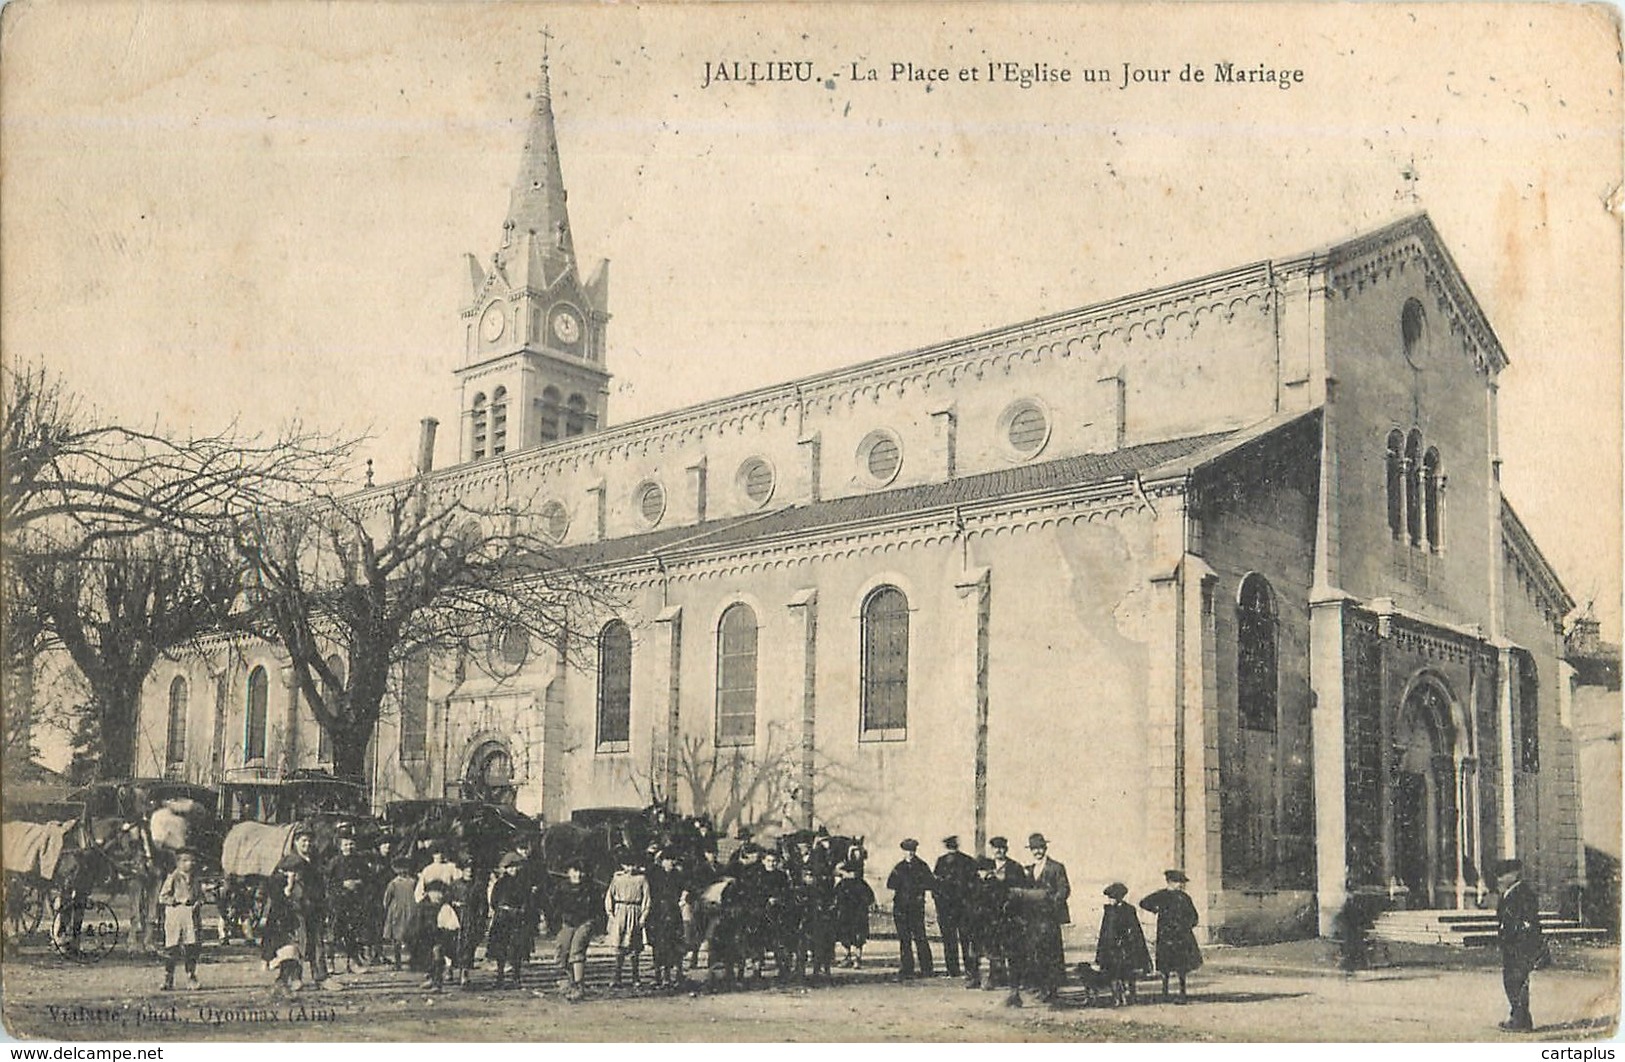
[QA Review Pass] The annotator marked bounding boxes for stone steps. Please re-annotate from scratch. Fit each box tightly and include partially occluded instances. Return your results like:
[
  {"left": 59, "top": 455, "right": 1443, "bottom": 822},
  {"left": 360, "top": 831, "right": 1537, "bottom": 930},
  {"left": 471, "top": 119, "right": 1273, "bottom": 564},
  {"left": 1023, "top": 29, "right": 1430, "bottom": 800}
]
[{"left": 1372, "top": 909, "right": 1607, "bottom": 947}]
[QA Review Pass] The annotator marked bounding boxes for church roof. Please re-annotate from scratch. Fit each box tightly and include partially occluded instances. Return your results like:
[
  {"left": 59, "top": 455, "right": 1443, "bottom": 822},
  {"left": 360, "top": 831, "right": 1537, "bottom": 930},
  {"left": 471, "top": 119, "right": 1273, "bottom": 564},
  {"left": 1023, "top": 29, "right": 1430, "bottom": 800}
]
[{"left": 548, "top": 428, "right": 1238, "bottom": 572}]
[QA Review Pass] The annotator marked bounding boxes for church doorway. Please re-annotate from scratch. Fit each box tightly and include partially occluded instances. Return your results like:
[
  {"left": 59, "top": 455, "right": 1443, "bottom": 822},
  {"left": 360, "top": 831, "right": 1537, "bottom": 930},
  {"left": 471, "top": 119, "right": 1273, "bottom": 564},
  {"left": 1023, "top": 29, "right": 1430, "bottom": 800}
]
[
  {"left": 1390, "top": 680, "right": 1461, "bottom": 908},
  {"left": 464, "top": 739, "right": 518, "bottom": 806}
]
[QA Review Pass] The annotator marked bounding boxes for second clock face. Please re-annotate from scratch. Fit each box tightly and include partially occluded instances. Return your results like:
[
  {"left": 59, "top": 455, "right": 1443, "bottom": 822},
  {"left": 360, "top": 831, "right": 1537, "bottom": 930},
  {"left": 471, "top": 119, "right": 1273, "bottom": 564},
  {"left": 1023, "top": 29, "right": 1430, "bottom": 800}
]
[
  {"left": 480, "top": 304, "right": 506, "bottom": 343},
  {"left": 551, "top": 308, "right": 581, "bottom": 345}
]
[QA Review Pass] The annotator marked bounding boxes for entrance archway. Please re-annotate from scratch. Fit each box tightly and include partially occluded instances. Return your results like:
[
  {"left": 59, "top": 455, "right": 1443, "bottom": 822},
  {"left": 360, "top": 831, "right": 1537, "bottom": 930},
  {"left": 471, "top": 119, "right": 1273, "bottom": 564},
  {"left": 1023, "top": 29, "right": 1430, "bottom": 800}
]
[
  {"left": 1390, "top": 680, "right": 1460, "bottom": 908},
  {"left": 464, "top": 739, "right": 518, "bottom": 806}
]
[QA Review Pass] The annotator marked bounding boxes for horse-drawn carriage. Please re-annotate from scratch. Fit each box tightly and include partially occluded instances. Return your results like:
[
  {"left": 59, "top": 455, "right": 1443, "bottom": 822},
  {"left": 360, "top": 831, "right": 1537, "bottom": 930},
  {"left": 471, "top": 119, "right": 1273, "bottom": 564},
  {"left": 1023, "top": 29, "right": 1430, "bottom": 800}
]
[
  {"left": 3, "top": 778, "right": 218, "bottom": 956},
  {"left": 215, "top": 772, "right": 377, "bottom": 942}
]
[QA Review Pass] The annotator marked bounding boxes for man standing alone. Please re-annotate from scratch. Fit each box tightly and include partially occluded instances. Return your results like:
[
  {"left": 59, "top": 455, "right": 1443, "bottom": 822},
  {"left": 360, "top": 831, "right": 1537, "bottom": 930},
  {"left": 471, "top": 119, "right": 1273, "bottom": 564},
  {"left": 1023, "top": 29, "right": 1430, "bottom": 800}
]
[
  {"left": 887, "top": 839, "right": 935, "bottom": 978},
  {"left": 1494, "top": 858, "right": 1546, "bottom": 1032}
]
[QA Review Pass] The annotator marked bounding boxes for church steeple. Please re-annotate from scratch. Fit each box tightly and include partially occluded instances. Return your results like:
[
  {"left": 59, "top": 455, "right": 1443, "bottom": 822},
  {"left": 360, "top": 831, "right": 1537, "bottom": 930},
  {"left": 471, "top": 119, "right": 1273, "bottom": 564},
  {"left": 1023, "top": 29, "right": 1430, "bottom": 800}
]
[
  {"left": 456, "top": 46, "right": 612, "bottom": 465},
  {"left": 501, "top": 55, "right": 576, "bottom": 287}
]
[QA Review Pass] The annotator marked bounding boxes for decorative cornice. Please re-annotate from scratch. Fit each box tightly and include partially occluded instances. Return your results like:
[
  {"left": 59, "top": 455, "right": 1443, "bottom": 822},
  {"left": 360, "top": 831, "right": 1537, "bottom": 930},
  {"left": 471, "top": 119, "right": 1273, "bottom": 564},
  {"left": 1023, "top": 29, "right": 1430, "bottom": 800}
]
[
  {"left": 1323, "top": 214, "right": 1509, "bottom": 376},
  {"left": 1500, "top": 496, "right": 1575, "bottom": 625}
]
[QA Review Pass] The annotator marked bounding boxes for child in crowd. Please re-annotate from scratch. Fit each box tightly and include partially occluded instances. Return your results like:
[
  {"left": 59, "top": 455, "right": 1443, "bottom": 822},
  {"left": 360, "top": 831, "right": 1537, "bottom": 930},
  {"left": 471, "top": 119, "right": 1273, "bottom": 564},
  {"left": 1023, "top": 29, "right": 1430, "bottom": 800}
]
[
  {"left": 380, "top": 857, "right": 417, "bottom": 969},
  {"left": 553, "top": 860, "right": 598, "bottom": 1001},
  {"left": 605, "top": 850, "right": 651, "bottom": 988},
  {"left": 417, "top": 879, "right": 458, "bottom": 991},
  {"left": 832, "top": 862, "right": 874, "bottom": 969},
  {"left": 486, "top": 853, "right": 529, "bottom": 988},
  {"left": 158, "top": 848, "right": 204, "bottom": 991}
]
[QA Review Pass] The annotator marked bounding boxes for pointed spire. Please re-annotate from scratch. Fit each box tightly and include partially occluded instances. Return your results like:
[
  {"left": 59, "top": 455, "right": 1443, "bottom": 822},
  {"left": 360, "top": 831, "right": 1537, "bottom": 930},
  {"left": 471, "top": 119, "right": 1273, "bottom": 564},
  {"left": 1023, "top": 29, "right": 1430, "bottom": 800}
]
[{"left": 504, "top": 51, "right": 575, "bottom": 283}]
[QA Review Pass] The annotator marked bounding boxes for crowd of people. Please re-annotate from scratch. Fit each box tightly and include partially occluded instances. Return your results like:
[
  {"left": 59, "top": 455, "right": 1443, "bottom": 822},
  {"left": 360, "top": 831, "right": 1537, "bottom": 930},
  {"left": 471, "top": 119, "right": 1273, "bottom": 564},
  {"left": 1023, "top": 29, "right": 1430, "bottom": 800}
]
[{"left": 883, "top": 833, "right": 1203, "bottom": 1007}]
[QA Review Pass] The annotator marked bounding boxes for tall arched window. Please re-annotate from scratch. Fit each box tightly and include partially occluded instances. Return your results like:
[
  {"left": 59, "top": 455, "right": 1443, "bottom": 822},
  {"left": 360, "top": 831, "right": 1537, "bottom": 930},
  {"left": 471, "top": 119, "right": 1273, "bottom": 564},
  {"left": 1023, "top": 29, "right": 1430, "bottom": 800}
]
[
  {"left": 861, "top": 586, "right": 909, "bottom": 737},
  {"left": 1385, "top": 430, "right": 1405, "bottom": 539},
  {"left": 245, "top": 666, "right": 268, "bottom": 762},
  {"left": 400, "top": 654, "right": 429, "bottom": 762},
  {"left": 490, "top": 386, "right": 509, "bottom": 456},
  {"left": 1237, "top": 575, "right": 1278, "bottom": 733},
  {"left": 1518, "top": 652, "right": 1540, "bottom": 774},
  {"left": 318, "top": 654, "right": 344, "bottom": 765},
  {"left": 166, "top": 677, "right": 189, "bottom": 768},
  {"left": 565, "top": 393, "right": 589, "bottom": 438},
  {"left": 1404, "top": 430, "right": 1423, "bottom": 546},
  {"left": 1422, "top": 447, "right": 1442, "bottom": 551},
  {"left": 716, "top": 604, "right": 758, "bottom": 746},
  {"left": 471, "top": 393, "right": 489, "bottom": 460},
  {"left": 538, "top": 386, "right": 562, "bottom": 443},
  {"left": 597, "top": 620, "right": 632, "bottom": 750}
]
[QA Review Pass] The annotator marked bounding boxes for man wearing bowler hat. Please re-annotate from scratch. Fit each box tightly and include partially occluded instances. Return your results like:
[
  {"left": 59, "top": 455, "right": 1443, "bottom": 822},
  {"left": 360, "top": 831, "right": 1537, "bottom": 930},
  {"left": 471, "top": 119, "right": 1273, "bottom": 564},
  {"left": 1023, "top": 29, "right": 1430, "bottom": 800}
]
[
  {"left": 886, "top": 838, "right": 935, "bottom": 978},
  {"left": 1024, "top": 832, "right": 1071, "bottom": 1001},
  {"left": 1493, "top": 858, "right": 1546, "bottom": 1031}
]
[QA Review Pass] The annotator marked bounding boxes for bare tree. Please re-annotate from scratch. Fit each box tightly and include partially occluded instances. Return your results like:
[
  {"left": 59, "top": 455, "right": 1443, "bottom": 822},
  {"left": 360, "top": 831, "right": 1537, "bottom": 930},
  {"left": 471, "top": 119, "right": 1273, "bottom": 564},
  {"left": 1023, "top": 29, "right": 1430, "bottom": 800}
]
[
  {"left": 1, "top": 364, "right": 356, "bottom": 779},
  {"left": 637, "top": 722, "right": 874, "bottom": 839},
  {"left": 236, "top": 476, "right": 620, "bottom": 783}
]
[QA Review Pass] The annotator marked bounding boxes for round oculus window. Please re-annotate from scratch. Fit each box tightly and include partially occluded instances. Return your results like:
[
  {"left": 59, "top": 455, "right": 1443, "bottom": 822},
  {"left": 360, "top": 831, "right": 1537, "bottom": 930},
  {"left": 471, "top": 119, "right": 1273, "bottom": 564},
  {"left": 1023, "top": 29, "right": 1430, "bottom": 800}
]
[
  {"left": 538, "top": 500, "right": 569, "bottom": 544},
  {"left": 858, "top": 430, "right": 903, "bottom": 486},
  {"left": 737, "top": 457, "right": 775, "bottom": 508},
  {"left": 637, "top": 481, "right": 667, "bottom": 526},
  {"left": 498, "top": 626, "right": 530, "bottom": 666},
  {"left": 1000, "top": 400, "right": 1051, "bottom": 458}
]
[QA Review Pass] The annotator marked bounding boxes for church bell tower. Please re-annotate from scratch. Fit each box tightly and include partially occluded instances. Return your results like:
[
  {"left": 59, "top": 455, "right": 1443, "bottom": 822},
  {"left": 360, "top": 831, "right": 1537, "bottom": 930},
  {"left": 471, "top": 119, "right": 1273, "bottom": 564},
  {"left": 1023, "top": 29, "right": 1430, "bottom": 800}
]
[{"left": 455, "top": 53, "right": 611, "bottom": 463}]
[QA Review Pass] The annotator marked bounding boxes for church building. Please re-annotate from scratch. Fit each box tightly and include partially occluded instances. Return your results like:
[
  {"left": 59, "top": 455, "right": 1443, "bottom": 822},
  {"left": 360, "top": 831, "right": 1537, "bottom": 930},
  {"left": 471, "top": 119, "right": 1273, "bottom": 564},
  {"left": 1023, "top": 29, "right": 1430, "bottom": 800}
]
[{"left": 136, "top": 58, "right": 1587, "bottom": 941}]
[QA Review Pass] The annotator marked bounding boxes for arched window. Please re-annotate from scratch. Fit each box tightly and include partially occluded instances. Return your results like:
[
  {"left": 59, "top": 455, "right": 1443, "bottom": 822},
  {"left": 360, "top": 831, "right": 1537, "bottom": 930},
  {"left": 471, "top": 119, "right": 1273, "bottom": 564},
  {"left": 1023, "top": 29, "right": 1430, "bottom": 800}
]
[
  {"left": 400, "top": 654, "right": 429, "bottom": 763},
  {"left": 245, "top": 666, "right": 268, "bottom": 762},
  {"left": 166, "top": 677, "right": 188, "bottom": 768},
  {"left": 1422, "top": 447, "right": 1442, "bottom": 551},
  {"left": 490, "top": 386, "right": 509, "bottom": 457},
  {"left": 861, "top": 586, "right": 909, "bottom": 737},
  {"left": 565, "top": 393, "right": 589, "bottom": 438},
  {"left": 471, "top": 393, "right": 489, "bottom": 460},
  {"left": 538, "top": 386, "right": 562, "bottom": 443},
  {"left": 597, "top": 621, "right": 632, "bottom": 750},
  {"left": 1237, "top": 575, "right": 1278, "bottom": 733},
  {"left": 318, "top": 654, "right": 344, "bottom": 765},
  {"left": 1404, "top": 430, "right": 1423, "bottom": 546},
  {"left": 1519, "top": 653, "right": 1540, "bottom": 774},
  {"left": 716, "top": 604, "right": 758, "bottom": 746},
  {"left": 1385, "top": 430, "right": 1405, "bottom": 540}
]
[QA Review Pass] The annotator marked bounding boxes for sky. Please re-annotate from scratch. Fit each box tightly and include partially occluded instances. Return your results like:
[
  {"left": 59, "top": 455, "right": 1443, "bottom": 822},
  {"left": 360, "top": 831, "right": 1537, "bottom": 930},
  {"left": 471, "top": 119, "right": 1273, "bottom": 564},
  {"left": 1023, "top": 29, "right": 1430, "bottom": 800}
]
[{"left": 2, "top": 2, "right": 1621, "bottom": 635}]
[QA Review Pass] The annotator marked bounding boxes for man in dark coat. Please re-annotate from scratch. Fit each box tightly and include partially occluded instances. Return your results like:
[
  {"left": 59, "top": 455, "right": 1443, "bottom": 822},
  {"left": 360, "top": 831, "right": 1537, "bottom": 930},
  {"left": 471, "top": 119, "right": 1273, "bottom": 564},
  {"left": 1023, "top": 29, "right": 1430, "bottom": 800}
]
[
  {"left": 323, "top": 832, "right": 371, "bottom": 973},
  {"left": 932, "top": 835, "right": 978, "bottom": 978},
  {"left": 1494, "top": 858, "right": 1546, "bottom": 1031},
  {"left": 985, "top": 836, "right": 1029, "bottom": 991},
  {"left": 1140, "top": 868, "right": 1202, "bottom": 1001},
  {"left": 886, "top": 838, "right": 935, "bottom": 978},
  {"left": 1024, "top": 833, "right": 1071, "bottom": 1001}
]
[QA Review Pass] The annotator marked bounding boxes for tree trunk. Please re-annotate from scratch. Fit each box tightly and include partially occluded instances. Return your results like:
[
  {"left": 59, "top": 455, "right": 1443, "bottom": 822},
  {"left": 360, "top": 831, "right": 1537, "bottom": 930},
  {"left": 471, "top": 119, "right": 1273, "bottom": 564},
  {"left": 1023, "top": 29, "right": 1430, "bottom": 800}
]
[
  {"left": 331, "top": 725, "right": 371, "bottom": 786},
  {"left": 94, "top": 669, "right": 147, "bottom": 780}
]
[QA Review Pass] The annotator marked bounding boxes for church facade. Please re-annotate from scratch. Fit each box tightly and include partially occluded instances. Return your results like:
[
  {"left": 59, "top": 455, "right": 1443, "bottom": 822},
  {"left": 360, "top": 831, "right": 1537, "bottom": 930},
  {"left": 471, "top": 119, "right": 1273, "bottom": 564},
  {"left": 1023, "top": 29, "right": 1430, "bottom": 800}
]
[{"left": 136, "top": 60, "right": 1586, "bottom": 941}]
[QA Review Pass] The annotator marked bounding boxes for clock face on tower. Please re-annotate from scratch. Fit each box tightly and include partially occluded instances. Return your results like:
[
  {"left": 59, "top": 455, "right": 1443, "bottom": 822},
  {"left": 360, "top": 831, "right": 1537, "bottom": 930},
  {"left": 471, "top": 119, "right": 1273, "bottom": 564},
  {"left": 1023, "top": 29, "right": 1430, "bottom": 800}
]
[
  {"left": 480, "top": 304, "right": 506, "bottom": 343},
  {"left": 551, "top": 307, "right": 582, "bottom": 346}
]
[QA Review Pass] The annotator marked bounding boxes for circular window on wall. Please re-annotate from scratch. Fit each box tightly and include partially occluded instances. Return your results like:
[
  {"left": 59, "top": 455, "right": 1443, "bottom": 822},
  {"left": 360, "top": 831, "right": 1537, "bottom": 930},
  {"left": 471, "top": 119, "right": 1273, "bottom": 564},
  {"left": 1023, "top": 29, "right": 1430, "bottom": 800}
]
[
  {"left": 736, "top": 457, "right": 776, "bottom": 508},
  {"left": 999, "top": 398, "right": 1052, "bottom": 460},
  {"left": 538, "top": 500, "right": 570, "bottom": 544},
  {"left": 637, "top": 480, "right": 667, "bottom": 527},
  {"left": 857, "top": 429, "right": 903, "bottom": 487},
  {"left": 499, "top": 626, "right": 530, "bottom": 666},
  {"left": 1401, "top": 298, "right": 1428, "bottom": 368}
]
